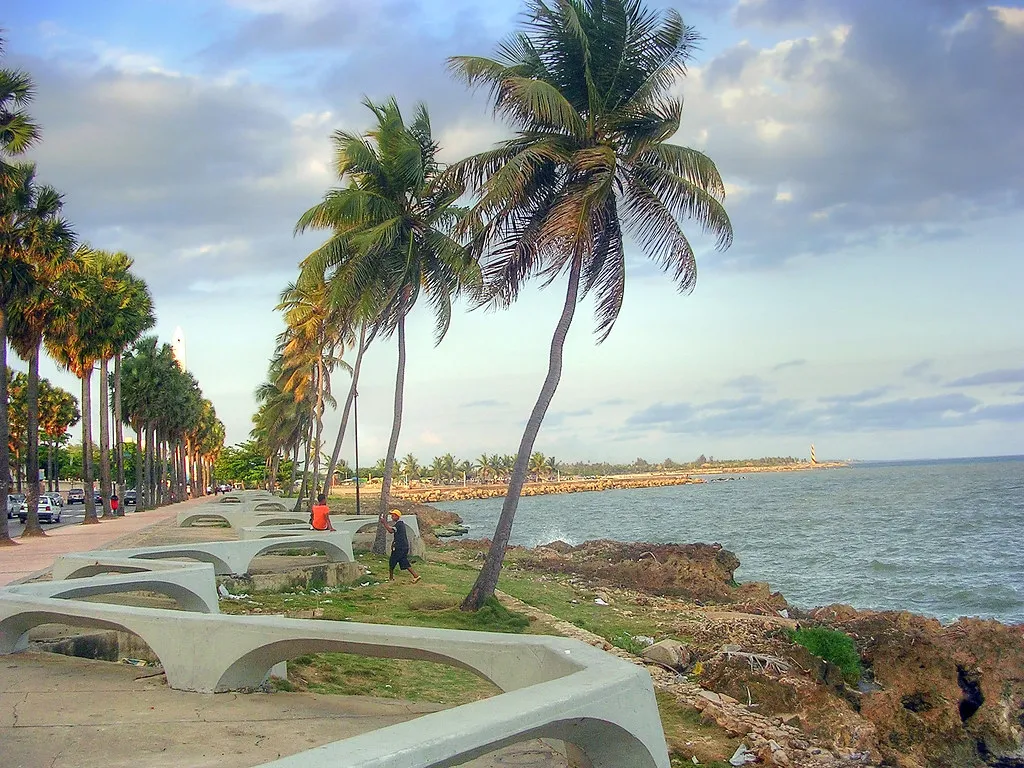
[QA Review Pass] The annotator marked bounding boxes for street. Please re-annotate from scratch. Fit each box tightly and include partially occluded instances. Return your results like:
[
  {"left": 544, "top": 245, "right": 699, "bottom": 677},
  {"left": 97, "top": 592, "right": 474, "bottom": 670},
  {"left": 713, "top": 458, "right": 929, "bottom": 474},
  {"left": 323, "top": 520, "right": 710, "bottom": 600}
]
[{"left": 5, "top": 503, "right": 138, "bottom": 536}]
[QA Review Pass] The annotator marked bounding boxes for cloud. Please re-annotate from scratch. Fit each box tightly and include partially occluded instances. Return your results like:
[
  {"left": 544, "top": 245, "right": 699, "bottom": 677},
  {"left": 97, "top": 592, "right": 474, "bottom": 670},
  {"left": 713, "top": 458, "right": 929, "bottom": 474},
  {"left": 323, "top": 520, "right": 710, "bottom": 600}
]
[
  {"left": 462, "top": 399, "right": 507, "bottom": 408},
  {"left": 724, "top": 374, "right": 772, "bottom": 393},
  {"left": 597, "top": 397, "right": 631, "bottom": 407},
  {"left": 819, "top": 386, "right": 892, "bottom": 404},
  {"left": 772, "top": 358, "right": 806, "bottom": 371},
  {"left": 947, "top": 367, "right": 1024, "bottom": 387},
  {"left": 682, "top": 0, "right": 1024, "bottom": 267},
  {"left": 626, "top": 391, "right": 1019, "bottom": 435},
  {"left": 545, "top": 408, "right": 594, "bottom": 427}
]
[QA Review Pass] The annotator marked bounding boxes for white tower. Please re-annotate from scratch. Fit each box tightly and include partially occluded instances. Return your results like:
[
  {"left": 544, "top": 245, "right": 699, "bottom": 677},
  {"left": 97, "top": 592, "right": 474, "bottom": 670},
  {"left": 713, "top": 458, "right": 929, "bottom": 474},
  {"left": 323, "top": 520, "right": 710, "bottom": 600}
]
[{"left": 171, "top": 326, "right": 187, "bottom": 371}]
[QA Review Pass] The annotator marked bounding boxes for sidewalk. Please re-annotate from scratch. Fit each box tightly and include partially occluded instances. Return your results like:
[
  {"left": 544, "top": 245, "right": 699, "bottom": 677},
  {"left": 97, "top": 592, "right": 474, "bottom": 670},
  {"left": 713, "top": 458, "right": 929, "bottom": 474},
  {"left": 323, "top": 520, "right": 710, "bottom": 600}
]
[{"left": 0, "top": 498, "right": 201, "bottom": 587}]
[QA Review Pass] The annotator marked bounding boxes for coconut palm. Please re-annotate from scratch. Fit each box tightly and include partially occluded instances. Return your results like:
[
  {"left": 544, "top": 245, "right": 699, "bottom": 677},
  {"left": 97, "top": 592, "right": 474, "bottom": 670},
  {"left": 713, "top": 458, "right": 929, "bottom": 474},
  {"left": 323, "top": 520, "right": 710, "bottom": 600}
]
[
  {"left": 295, "top": 97, "right": 478, "bottom": 554},
  {"left": 400, "top": 453, "right": 421, "bottom": 484},
  {"left": 449, "top": 0, "right": 733, "bottom": 609},
  {"left": 6, "top": 168, "right": 76, "bottom": 535},
  {"left": 475, "top": 453, "right": 493, "bottom": 484},
  {"left": 528, "top": 451, "right": 548, "bottom": 482}
]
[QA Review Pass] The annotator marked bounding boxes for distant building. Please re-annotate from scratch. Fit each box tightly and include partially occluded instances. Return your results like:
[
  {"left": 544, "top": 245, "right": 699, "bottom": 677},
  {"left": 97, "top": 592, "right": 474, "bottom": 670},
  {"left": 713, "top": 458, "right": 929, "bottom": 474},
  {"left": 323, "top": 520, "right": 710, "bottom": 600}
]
[{"left": 171, "top": 327, "right": 187, "bottom": 371}]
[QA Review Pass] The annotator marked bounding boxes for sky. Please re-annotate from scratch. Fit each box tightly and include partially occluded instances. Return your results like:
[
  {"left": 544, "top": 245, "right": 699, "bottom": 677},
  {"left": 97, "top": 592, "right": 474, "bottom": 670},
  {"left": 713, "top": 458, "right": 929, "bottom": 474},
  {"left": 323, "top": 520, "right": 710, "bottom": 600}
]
[{"left": 4, "top": 0, "right": 1023, "bottom": 465}]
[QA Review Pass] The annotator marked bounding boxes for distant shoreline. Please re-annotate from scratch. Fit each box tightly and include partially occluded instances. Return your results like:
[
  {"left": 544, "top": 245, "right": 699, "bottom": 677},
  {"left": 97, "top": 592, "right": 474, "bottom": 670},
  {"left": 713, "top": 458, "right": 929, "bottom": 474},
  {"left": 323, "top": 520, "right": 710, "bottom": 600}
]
[{"left": 383, "top": 460, "right": 848, "bottom": 504}]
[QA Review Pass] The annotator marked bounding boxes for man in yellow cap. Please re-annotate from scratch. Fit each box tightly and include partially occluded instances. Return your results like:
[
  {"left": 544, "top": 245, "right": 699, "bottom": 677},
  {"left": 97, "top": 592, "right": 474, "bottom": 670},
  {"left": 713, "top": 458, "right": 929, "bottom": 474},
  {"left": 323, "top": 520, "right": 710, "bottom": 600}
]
[{"left": 382, "top": 509, "right": 420, "bottom": 583}]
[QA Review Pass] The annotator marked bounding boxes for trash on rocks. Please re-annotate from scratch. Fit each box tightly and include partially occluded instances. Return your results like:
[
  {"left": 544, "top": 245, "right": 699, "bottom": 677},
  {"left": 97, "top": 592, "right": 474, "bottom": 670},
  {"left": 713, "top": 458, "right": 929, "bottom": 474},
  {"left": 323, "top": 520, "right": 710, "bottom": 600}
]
[
  {"left": 729, "top": 744, "right": 756, "bottom": 766},
  {"left": 633, "top": 634, "right": 655, "bottom": 646},
  {"left": 218, "top": 584, "right": 229, "bottom": 598},
  {"left": 778, "top": 608, "right": 790, "bottom": 619},
  {"left": 691, "top": 757, "right": 700, "bottom": 765},
  {"left": 121, "top": 658, "right": 149, "bottom": 667},
  {"left": 594, "top": 597, "right": 609, "bottom": 606}
]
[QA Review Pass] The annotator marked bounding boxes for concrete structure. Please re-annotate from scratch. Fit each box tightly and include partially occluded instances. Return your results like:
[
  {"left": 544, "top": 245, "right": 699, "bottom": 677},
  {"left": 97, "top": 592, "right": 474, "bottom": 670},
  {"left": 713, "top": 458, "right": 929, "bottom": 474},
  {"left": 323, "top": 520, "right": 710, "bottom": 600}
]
[
  {"left": 3, "top": 562, "right": 220, "bottom": 613},
  {"left": 177, "top": 503, "right": 309, "bottom": 529},
  {"left": 50, "top": 534, "right": 354, "bottom": 580},
  {"left": 0, "top": 510, "right": 671, "bottom": 767},
  {"left": 238, "top": 515, "right": 426, "bottom": 560}
]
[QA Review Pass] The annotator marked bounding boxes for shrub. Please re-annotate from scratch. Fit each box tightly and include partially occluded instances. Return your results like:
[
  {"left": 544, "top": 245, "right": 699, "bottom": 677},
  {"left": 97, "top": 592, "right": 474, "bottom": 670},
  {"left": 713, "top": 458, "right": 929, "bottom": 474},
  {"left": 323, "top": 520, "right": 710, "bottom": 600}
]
[
  {"left": 609, "top": 631, "right": 648, "bottom": 655},
  {"left": 789, "top": 626, "right": 862, "bottom": 683}
]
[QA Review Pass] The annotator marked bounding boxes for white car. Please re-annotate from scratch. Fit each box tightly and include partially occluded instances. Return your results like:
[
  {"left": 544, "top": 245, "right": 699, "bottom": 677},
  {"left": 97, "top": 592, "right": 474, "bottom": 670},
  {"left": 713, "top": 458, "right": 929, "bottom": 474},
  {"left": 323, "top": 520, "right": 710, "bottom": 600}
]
[
  {"left": 6, "top": 494, "right": 25, "bottom": 520},
  {"left": 18, "top": 494, "right": 61, "bottom": 524}
]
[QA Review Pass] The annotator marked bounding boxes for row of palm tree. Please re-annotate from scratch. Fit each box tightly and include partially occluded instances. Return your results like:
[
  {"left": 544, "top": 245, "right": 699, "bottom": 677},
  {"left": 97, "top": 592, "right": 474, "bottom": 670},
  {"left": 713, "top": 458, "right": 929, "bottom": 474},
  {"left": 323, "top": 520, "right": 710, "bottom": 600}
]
[
  {"left": 120, "top": 336, "right": 225, "bottom": 511},
  {"left": 0, "top": 33, "right": 225, "bottom": 542},
  {"left": 250, "top": 0, "right": 732, "bottom": 609},
  {"left": 4, "top": 369, "right": 79, "bottom": 491},
  {"left": 376, "top": 451, "right": 559, "bottom": 484}
]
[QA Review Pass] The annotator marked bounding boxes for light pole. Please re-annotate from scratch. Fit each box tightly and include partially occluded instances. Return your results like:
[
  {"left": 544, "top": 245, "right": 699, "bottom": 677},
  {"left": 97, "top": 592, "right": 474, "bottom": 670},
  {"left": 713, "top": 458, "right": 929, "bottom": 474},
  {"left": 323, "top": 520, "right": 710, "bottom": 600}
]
[{"left": 353, "top": 388, "right": 361, "bottom": 517}]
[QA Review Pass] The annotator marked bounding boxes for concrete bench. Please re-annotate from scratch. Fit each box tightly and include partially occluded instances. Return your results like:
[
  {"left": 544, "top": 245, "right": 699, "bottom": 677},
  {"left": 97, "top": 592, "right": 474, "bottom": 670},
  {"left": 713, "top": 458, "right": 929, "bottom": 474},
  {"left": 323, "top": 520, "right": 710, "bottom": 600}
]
[
  {"left": 237, "top": 515, "right": 426, "bottom": 560},
  {"left": 0, "top": 594, "right": 669, "bottom": 767},
  {"left": 50, "top": 533, "right": 354, "bottom": 580},
  {"left": 4, "top": 561, "right": 219, "bottom": 613},
  {"left": 177, "top": 503, "right": 308, "bottom": 529}
]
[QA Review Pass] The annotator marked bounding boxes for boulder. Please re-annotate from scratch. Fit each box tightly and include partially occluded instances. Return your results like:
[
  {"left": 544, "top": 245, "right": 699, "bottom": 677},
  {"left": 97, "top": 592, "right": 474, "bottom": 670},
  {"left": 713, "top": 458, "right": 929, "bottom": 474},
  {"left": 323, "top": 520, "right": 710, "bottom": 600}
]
[{"left": 642, "top": 638, "right": 691, "bottom": 670}]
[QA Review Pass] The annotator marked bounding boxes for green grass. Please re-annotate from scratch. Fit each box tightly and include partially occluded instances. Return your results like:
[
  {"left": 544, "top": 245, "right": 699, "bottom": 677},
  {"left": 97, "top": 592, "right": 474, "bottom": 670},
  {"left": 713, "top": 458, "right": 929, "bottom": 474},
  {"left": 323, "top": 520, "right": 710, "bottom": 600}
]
[{"left": 788, "top": 626, "right": 862, "bottom": 684}]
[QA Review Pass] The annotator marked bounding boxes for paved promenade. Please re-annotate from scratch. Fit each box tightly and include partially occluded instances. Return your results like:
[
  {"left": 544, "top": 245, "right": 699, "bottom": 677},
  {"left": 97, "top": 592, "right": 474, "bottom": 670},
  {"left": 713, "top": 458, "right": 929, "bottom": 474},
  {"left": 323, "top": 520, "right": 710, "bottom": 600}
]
[{"left": 0, "top": 501, "right": 192, "bottom": 586}]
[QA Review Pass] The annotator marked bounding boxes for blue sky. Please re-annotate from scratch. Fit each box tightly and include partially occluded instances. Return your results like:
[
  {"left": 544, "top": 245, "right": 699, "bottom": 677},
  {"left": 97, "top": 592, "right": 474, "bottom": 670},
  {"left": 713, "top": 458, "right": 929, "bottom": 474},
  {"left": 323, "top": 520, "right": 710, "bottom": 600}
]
[{"left": 5, "top": 0, "right": 1024, "bottom": 464}]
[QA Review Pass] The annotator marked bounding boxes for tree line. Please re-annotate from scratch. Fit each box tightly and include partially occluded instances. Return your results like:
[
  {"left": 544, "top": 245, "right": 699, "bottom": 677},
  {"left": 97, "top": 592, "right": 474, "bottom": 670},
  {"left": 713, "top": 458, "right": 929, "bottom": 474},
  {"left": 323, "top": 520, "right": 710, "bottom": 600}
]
[
  {"left": 248, "top": 0, "right": 734, "bottom": 610},
  {"left": 0, "top": 35, "right": 225, "bottom": 543}
]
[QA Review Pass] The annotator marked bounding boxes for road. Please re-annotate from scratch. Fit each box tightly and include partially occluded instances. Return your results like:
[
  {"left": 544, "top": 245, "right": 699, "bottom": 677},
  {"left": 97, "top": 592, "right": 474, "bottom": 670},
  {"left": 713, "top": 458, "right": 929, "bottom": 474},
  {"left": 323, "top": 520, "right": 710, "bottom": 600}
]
[{"left": 5, "top": 502, "right": 138, "bottom": 535}]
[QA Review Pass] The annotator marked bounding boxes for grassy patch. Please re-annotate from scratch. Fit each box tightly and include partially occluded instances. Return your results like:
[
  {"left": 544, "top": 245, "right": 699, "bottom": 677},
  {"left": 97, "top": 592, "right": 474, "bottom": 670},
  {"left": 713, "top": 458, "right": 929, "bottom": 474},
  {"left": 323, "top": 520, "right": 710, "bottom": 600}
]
[
  {"left": 285, "top": 652, "right": 499, "bottom": 705},
  {"left": 789, "top": 626, "right": 862, "bottom": 684}
]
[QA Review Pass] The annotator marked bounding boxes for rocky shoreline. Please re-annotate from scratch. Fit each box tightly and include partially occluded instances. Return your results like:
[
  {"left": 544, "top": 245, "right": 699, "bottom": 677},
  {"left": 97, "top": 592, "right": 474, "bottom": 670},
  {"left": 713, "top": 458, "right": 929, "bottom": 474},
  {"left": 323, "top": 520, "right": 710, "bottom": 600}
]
[
  {"left": 406, "top": 503, "right": 1024, "bottom": 768},
  {"left": 389, "top": 462, "right": 847, "bottom": 504}
]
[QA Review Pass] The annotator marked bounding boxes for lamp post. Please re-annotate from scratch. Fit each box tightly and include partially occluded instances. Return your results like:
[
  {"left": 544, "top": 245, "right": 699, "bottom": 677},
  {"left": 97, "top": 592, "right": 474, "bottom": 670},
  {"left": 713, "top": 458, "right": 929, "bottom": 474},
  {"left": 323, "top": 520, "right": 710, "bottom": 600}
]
[{"left": 353, "top": 388, "right": 361, "bottom": 517}]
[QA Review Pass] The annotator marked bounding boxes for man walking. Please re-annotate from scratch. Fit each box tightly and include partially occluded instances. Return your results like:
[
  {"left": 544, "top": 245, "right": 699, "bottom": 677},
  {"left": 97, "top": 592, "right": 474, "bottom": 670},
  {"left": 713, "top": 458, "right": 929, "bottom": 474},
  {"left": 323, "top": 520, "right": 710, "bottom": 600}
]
[{"left": 382, "top": 509, "right": 420, "bottom": 583}]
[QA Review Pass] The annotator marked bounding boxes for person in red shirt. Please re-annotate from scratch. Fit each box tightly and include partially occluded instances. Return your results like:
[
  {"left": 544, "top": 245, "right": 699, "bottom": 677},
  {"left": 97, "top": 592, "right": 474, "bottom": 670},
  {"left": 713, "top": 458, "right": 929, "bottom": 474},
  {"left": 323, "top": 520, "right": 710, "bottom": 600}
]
[{"left": 310, "top": 494, "right": 334, "bottom": 531}]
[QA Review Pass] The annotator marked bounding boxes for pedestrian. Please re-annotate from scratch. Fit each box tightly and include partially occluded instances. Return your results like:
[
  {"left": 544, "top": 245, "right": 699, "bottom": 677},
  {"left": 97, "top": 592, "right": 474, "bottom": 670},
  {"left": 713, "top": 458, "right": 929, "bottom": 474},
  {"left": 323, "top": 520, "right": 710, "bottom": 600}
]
[
  {"left": 310, "top": 493, "right": 335, "bottom": 531},
  {"left": 382, "top": 509, "right": 420, "bottom": 583},
  {"left": 110, "top": 493, "right": 120, "bottom": 515}
]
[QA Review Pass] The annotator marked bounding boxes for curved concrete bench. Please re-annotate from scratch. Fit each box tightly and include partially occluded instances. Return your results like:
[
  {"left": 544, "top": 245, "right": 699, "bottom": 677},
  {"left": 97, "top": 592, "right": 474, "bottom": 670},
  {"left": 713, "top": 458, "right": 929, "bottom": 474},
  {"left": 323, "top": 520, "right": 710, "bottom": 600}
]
[
  {"left": 0, "top": 596, "right": 669, "bottom": 767},
  {"left": 50, "top": 534, "right": 354, "bottom": 580},
  {"left": 5, "top": 562, "right": 219, "bottom": 613},
  {"left": 177, "top": 505, "right": 308, "bottom": 529},
  {"left": 237, "top": 516, "right": 425, "bottom": 559}
]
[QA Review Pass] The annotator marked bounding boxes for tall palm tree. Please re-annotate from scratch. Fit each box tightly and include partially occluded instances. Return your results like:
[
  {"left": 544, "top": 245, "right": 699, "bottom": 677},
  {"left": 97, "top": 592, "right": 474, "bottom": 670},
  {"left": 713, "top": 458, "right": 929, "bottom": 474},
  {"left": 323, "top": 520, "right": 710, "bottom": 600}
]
[
  {"left": 6, "top": 167, "right": 75, "bottom": 536},
  {"left": 295, "top": 97, "right": 478, "bottom": 554},
  {"left": 39, "top": 380, "right": 78, "bottom": 491},
  {"left": 475, "top": 453, "right": 493, "bottom": 484},
  {"left": 449, "top": 0, "right": 733, "bottom": 609},
  {"left": 46, "top": 246, "right": 119, "bottom": 523},
  {"left": 0, "top": 39, "right": 41, "bottom": 545}
]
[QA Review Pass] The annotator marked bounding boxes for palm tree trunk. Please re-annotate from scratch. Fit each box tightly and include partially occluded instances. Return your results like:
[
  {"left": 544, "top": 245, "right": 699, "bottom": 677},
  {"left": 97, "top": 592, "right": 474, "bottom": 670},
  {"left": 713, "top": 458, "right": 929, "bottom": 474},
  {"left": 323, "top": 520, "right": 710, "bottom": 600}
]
[
  {"left": 158, "top": 435, "right": 167, "bottom": 505},
  {"left": 312, "top": 357, "right": 325, "bottom": 508},
  {"left": 374, "top": 313, "right": 407, "bottom": 555},
  {"left": 114, "top": 352, "right": 124, "bottom": 497},
  {"left": 293, "top": 416, "right": 314, "bottom": 514},
  {"left": 99, "top": 360, "right": 113, "bottom": 517},
  {"left": 288, "top": 442, "right": 298, "bottom": 494},
  {"left": 82, "top": 368, "right": 99, "bottom": 524},
  {"left": 323, "top": 324, "right": 367, "bottom": 498},
  {"left": 0, "top": 308, "right": 14, "bottom": 545},
  {"left": 21, "top": 345, "right": 45, "bottom": 537},
  {"left": 462, "top": 258, "right": 581, "bottom": 611},
  {"left": 136, "top": 425, "right": 145, "bottom": 510}
]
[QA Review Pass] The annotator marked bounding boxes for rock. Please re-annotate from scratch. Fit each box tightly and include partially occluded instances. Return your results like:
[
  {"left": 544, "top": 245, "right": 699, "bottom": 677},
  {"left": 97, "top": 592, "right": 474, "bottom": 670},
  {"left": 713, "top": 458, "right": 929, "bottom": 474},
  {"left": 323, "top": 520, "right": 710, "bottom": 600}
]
[{"left": 642, "top": 639, "right": 692, "bottom": 670}]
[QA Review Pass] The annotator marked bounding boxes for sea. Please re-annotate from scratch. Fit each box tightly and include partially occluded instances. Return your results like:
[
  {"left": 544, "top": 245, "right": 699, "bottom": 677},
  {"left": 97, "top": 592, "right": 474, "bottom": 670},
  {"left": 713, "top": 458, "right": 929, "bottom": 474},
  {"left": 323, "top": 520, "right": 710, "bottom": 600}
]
[{"left": 430, "top": 456, "right": 1024, "bottom": 625}]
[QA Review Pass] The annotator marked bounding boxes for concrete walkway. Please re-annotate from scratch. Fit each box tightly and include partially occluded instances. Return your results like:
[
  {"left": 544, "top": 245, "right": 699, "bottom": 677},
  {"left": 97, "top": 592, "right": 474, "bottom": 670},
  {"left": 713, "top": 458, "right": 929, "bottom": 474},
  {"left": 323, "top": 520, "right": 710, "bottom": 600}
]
[{"left": 0, "top": 501, "right": 195, "bottom": 586}]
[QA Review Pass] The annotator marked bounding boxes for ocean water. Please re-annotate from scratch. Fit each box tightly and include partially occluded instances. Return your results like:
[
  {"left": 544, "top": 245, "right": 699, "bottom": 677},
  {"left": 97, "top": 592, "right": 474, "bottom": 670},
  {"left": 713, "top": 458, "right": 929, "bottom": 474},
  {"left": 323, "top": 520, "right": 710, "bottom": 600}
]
[{"left": 431, "top": 456, "right": 1024, "bottom": 625}]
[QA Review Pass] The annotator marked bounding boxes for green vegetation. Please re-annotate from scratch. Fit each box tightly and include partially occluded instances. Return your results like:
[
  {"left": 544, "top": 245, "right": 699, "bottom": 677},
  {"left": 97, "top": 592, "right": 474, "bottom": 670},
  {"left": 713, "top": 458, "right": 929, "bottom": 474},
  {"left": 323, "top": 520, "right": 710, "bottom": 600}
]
[{"left": 789, "top": 626, "right": 863, "bottom": 683}]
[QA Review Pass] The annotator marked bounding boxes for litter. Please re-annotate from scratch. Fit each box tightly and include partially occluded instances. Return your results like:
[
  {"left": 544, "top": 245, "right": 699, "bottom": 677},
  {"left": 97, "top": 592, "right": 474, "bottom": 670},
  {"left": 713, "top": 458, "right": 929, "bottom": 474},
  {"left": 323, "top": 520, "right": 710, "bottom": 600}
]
[
  {"left": 594, "top": 598, "right": 609, "bottom": 606},
  {"left": 729, "top": 744, "right": 756, "bottom": 766}
]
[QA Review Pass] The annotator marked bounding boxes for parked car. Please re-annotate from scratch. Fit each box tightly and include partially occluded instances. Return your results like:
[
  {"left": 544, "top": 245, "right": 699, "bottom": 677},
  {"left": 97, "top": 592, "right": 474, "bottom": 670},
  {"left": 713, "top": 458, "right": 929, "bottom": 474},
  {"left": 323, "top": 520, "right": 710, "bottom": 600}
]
[
  {"left": 18, "top": 494, "right": 61, "bottom": 524},
  {"left": 6, "top": 493, "right": 25, "bottom": 520},
  {"left": 67, "top": 488, "right": 86, "bottom": 504},
  {"left": 46, "top": 492, "right": 63, "bottom": 507},
  {"left": 123, "top": 489, "right": 137, "bottom": 505},
  {"left": 94, "top": 491, "right": 102, "bottom": 505}
]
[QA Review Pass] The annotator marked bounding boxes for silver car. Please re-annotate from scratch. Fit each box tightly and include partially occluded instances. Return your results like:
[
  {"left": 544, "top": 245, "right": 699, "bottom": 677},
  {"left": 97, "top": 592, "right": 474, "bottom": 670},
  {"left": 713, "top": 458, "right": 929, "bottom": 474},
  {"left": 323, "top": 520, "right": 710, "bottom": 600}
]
[
  {"left": 18, "top": 494, "right": 61, "bottom": 524},
  {"left": 6, "top": 494, "right": 25, "bottom": 520}
]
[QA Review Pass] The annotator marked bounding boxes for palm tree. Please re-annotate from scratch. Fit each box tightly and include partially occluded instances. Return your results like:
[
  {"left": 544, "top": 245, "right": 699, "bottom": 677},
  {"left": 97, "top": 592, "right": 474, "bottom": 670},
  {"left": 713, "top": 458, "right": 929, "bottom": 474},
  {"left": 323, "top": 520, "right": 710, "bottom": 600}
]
[
  {"left": 6, "top": 166, "right": 75, "bottom": 535},
  {"left": 449, "top": 0, "right": 733, "bottom": 610},
  {"left": 528, "top": 451, "right": 548, "bottom": 482},
  {"left": 400, "top": 453, "right": 421, "bottom": 484},
  {"left": 46, "top": 245, "right": 110, "bottom": 523},
  {"left": 0, "top": 40, "right": 41, "bottom": 545},
  {"left": 475, "top": 453, "right": 493, "bottom": 484},
  {"left": 295, "top": 97, "right": 478, "bottom": 554},
  {"left": 39, "top": 380, "right": 78, "bottom": 491}
]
